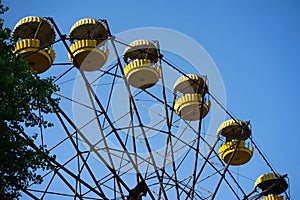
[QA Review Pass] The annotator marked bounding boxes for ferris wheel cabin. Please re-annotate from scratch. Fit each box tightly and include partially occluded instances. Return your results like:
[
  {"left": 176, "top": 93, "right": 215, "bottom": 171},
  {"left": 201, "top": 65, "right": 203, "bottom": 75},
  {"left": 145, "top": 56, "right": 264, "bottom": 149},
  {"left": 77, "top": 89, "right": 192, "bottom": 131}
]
[{"left": 12, "top": 16, "right": 56, "bottom": 73}]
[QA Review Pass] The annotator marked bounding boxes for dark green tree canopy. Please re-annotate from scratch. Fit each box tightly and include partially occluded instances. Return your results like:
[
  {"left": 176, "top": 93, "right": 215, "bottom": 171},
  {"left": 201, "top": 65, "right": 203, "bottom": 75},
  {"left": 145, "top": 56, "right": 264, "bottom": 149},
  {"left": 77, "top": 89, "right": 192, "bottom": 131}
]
[{"left": 0, "top": 2, "right": 59, "bottom": 199}]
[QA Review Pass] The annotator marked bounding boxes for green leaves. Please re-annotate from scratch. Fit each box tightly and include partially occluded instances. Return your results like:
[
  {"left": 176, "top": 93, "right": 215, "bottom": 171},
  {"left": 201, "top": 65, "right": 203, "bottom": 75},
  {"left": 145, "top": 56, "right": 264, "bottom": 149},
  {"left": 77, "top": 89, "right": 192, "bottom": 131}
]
[
  {"left": 0, "top": 2, "right": 59, "bottom": 199},
  {"left": 0, "top": 1, "right": 8, "bottom": 15}
]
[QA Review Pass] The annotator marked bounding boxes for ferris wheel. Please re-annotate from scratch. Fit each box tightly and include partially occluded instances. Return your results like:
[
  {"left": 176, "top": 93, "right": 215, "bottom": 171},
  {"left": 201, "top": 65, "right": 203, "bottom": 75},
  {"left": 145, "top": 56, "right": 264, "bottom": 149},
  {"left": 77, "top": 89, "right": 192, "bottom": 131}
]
[{"left": 11, "top": 16, "right": 290, "bottom": 200}]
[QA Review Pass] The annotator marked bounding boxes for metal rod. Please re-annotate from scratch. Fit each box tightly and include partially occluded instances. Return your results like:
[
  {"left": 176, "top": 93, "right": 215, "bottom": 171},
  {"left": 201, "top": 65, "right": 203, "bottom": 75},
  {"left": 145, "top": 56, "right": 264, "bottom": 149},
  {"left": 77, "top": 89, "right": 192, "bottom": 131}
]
[
  {"left": 101, "top": 65, "right": 119, "bottom": 127},
  {"left": 141, "top": 80, "right": 246, "bottom": 198},
  {"left": 21, "top": 188, "right": 40, "bottom": 200},
  {"left": 17, "top": 126, "right": 107, "bottom": 198},
  {"left": 158, "top": 93, "right": 177, "bottom": 199},
  {"left": 104, "top": 19, "right": 166, "bottom": 200},
  {"left": 129, "top": 97, "right": 140, "bottom": 183},
  {"left": 211, "top": 137, "right": 243, "bottom": 199},
  {"left": 190, "top": 76, "right": 207, "bottom": 199},
  {"left": 48, "top": 17, "right": 151, "bottom": 199},
  {"left": 57, "top": 103, "right": 140, "bottom": 197},
  {"left": 55, "top": 169, "right": 83, "bottom": 199},
  {"left": 79, "top": 70, "right": 125, "bottom": 199},
  {"left": 55, "top": 111, "right": 108, "bottom": 199},
  {"left": 41, "top": 170, "right": 57, "bottom": 199},
  {"left": 185, "top": 136, "right": 219, "bottom": 199},
  {"left": 155, "top": 40, "right": 180, "bottom": 199}
]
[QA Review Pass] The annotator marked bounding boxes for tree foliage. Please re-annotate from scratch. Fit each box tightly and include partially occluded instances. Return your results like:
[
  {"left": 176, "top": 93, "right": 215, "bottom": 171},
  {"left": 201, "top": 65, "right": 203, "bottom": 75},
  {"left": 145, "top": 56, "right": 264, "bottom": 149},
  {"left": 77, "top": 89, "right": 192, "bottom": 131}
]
[{"left": 0, "top": 2, "right": 59, "bottom": 199}]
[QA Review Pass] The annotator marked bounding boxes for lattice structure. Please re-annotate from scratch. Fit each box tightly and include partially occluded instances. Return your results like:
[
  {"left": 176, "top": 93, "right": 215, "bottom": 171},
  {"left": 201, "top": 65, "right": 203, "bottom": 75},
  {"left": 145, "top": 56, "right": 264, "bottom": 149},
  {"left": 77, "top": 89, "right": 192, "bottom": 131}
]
[{"left": 11, "top": 16, "right": 290, "bottom": 200}]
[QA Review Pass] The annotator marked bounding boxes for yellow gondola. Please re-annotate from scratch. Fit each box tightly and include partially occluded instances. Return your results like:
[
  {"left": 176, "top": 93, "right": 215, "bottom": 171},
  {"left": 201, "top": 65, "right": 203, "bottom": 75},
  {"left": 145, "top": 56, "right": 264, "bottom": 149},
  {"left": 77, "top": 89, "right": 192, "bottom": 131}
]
[
  {"left": 13, "top": 39, "right": 55, "bottom": 74},
  {"left": 217, "top": 119, "right": 251, "bottom": 140},
  {"left": 68, "top": 39, "right": 109, "bottom": 71},
  {"left": 69, "top": 18, "right": 108, "bottom": 45},
  {"left": 218, "top": 140, "right": 254, "bottom": 165},
  {"left": 124, "top": 59, "right": 160, "bottom": 89},
  {"left": 174, "top": 93, "right": 211, "bottom": 121},
  {"left": 255, "top": 173, "right": 288, "bottom": 196},
  {"left": 13, "top": 16, "right": 55, "bottom": 47},
  {"left": 122, "top": 39, "right": 160, "bottom": 89},
  {"left": 123, "top": 39, "right": 158, "bottom": 63},
  {"left": 173, "top": 74, "right": 210, "bottom": 121},
  {"left": 173, "top": 74, "right": 207, "bottom": 94},
  {"left": 262, "top": 195, "right": 284, "bottom": 200}
]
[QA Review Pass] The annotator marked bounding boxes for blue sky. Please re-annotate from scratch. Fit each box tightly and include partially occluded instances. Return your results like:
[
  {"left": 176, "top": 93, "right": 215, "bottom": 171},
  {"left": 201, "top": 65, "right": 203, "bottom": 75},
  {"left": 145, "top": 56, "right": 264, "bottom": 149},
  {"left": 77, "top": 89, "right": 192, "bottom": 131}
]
[{"left": 2, "top": 0, "right": 300, "bottom": 199}]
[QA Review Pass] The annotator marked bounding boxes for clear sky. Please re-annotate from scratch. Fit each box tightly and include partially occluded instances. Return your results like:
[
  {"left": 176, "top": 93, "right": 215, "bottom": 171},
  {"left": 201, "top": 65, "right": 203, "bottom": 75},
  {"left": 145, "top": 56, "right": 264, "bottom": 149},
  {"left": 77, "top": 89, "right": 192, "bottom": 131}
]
[{"left": 2, "top": 0, "right": 300, "bottom": 199}]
